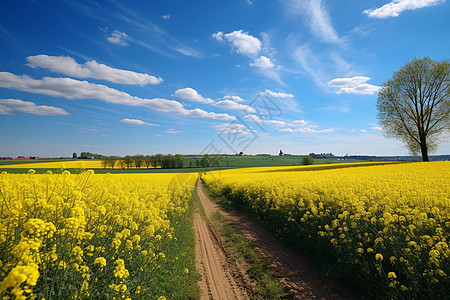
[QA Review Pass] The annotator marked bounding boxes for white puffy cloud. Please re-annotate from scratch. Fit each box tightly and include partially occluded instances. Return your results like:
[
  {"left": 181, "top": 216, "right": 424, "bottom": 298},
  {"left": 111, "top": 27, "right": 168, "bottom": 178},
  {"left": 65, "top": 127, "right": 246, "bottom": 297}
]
[
  {"left": 107, "top": 30, "right": 132, "bottom": 46},
  {"left": 214, "top": 100, "right": 256, "bottom": 113},
  {"left": 328, "top": 76, "right": 380, "bottom": 95},
  {"left": 215, "top": 123, "right": 251, "bottom": 135},
  {"left": 280, "top": 118, "right": 333, "bottom": 133},
  {"left": 213, "top": 30, "right": 261, "bottom": 56},
  {"left": 360, "top": 129, "right": 367, "bottom": 133},
  {"left": 263, "top": 89, "right": 294, "bottom": 98},
  {"left": 371, "top": 126, "right": 383, "bottom": 131},
  {"left": 0, "top": 98, "right": 69, "bottom": 116},
  {"left": 120, "top": 118, "right": 159, "bottom": 126},
  {"left": 174, "top": 87, "right": 215, "bottom": 104},
  {"left": 289, "top": 120, "right": 308, "bottom": 127},
  {"left": 250, "top": 56, "right": 275, "bottom": 68},
  {"left": 27, "top": 55, "right": 163, "bottom": 85},
  {"left": 363, "top": 0, "right": 444, "bottom": 18},
  {"left": 223, "top": 95, "right": 245, "bottom": 102},
  {"left": 0, "top": 72, "right": 236, "bottom": 121}
]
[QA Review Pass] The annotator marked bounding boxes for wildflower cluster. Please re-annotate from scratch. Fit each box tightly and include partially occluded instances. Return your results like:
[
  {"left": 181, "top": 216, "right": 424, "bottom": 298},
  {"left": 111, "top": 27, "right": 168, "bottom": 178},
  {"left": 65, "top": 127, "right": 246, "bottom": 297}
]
[
  {"left": 0, "top": 170, "right": 198, "bottom": 299},
  {"left": 203, "top": 161, "right": 450, "bottom": 299}
]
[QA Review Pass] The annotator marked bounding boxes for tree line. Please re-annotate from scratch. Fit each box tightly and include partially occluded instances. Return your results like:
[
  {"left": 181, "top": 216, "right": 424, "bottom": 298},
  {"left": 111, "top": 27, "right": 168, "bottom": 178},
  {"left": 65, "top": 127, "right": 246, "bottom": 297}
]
[{"left": 100, "top": 154, "right": 185, "bottom": 169}]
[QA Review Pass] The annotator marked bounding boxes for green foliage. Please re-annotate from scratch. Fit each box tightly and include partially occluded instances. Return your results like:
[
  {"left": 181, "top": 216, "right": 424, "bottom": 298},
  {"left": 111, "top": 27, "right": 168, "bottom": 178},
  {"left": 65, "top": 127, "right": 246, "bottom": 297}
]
[
  {"left": 377, "top": 57, "right": 450, "bottom": 161},
  {"left": 303, "top": 156, "right": 315, "bottom": 165}
]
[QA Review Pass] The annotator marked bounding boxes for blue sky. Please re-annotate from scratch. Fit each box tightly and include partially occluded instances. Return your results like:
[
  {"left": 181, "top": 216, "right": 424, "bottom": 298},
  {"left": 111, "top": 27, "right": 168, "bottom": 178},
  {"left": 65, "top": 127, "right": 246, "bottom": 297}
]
[{"left": 1, "top": 0, "right": 449, "bottom": 157}]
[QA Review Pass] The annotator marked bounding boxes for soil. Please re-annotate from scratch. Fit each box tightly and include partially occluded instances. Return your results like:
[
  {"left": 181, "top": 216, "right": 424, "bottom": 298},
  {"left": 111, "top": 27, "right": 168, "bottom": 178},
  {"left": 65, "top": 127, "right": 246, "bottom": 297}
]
[{"left": 194, "top": 180, "right": 361, "bottom": 300}]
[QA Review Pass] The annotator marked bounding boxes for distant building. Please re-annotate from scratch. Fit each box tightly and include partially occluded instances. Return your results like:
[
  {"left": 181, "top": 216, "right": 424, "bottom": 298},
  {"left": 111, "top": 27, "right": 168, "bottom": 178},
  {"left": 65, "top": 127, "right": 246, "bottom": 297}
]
[
  {"left": 238, "top": 152, "right": 245, "bottom": 156},
  {"left": 17, "top": 156, "right": 29, "bottom": 160},
  {"left": 279, "top": 150, "right": 284, "bottom": 156},
  {"left": 29, "top": 156, "right": 39, "bottom": 160},
  {"left": 0, "top": 157, "right": 12, "bottom": 160}
]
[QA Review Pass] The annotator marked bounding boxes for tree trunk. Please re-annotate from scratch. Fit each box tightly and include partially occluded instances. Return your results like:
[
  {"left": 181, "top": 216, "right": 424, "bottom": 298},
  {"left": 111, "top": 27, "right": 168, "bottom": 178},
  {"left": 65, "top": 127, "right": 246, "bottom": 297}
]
[{"left": 420, "top": 137, "right": 429, "bottom": 162}]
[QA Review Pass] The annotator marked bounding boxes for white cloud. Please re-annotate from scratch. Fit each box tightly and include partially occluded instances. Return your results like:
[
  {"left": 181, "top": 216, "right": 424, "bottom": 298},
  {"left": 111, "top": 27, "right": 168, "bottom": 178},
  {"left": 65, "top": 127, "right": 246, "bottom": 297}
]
[
  {"left": 215, "top": 99, "right": 256, "bottom": 113},
  {"left": 214, "top": 30, "right": 261, "bottom": 57},
  {"left": 120, "top": 118, "right": 159, "bottom": 126},
  {"left": 371, "top": 126, "right": 383, "bottom": 131},
  {"left": 328, "top": 76, "right": 380, "bottom": 95},
  {"left": 280, "top": 118, "right": 333, "bottom": 133},
  {"left": 360, "top": 129, "right": 367, "bottom": 133},
  {"left": 224, "top": 95, "right": 245, "bottom": 102},
  {"left": 280, "top": 127, "right": 334, "bottom": 133},
  {"left": 0, "top": 98, "right": 69, "bottom": 116},
  {"left": 263, "top": 89, "right": 294, "bottom": 98},
  {"left": 283, "top": 0, "right": 341, "bottom": 44},
  {"left": 363, "top": 0, "right": 444, "bottom": 18},
  {"left": 0, "top": 72, "right": 236, "bottom": 121},
  {"left": 215, "top": 123, "right": 251, "bottom": 135},
  {"left": 244, "top": 114, "right": 287, "bottom": 127},
  {"left": 27, "top": 55, "right": 163, "bottom": 85},
  {"left": 212, "top": 31, "right": 224, "bottom": 41},
  {"left": 289, "top": 120, "right": 308, "bottom": 127},
  {"left": 250, "top": 56, "right": 275, "bottom": 68},
  {"left": 161, "top": 14, "right": 170, "bottom": 19},
  {"left": 107, "top": 30, "right": 131, "bottom": 46},
  {"left": 165, "top": 128, "right": 183, "bottom": 134},
  {"left": 174, "top": 87, "right": 215, "bottom": 104}
]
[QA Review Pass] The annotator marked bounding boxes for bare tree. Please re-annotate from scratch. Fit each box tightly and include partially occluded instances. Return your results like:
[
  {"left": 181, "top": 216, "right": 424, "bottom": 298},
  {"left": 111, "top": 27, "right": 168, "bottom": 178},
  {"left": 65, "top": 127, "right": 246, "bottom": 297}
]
[{"left": 377, "top": 57, "right": 450, "bottom": 161}]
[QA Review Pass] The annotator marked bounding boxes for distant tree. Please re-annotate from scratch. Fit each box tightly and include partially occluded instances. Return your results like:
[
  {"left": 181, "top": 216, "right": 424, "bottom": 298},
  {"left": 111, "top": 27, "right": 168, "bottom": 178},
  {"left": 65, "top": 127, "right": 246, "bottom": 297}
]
[
  {"left": 150, "top": 155, "right": 158, "bottom": 168},
  {"left": 72, "top": 152, "right": 78, "bottom": 159},
  {"left": 155, "top": 154, "right": 164, "bottom": 168},
  {"left": 124, "top": 155, "right": 133, "bottom": 169},
  {"left": 174, "top": 154, "right": 184, "bottom": 168},
  {"left": 377, "top": 57, "right": 450, "bottom": 161},
  {"left": 201, "top": 154, "right": 211, "bottom": 168},
  {"left": 101, "top": 157, "right": 108, "bottom": 169},
  {"left": 189, "top": 160, "right": 193, "bottom": 168},
  {"left": 133, "top": 155, "right": 145, "bottom": 169},
  {"left": 144, "top": 155, "right": 153, "bottom": 169},
  {"left": 303, "top": 156, "right": 314, "bottom": 165},
  {"left": 118, "top": 159, "right": 127, "bottom": 169},
  {"left": 107, "top": 156, "right": 119, "bottom": 169},
  {"left": 195, "top": 159, "right": 200, "bottom": 168}
]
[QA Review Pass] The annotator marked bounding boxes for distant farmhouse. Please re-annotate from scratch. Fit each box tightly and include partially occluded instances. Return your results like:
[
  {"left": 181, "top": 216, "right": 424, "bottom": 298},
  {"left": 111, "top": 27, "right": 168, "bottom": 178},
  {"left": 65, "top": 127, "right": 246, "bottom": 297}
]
[{"left": 15, "top": 156, "right": 39, "bottom": 160}]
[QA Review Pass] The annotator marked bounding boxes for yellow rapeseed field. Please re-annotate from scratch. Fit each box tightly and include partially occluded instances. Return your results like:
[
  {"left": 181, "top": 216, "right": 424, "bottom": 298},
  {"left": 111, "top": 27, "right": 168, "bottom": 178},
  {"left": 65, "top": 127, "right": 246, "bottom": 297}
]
[
  {"left": 203, "top": 161, "right": 450, "bottom": 299},
  {"left": 0, "top": 170, "right": 198, "bottom": 300},
  {"left": 1, "top": 160, "right": 103, "bottom": 169}
]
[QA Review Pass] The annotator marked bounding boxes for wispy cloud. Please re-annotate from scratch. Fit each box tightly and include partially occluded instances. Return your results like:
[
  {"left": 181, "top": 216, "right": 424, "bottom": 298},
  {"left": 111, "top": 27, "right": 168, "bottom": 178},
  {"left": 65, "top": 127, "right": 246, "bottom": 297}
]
[
  {"left": 120, "top": 118, "right": 159, "bottom": 126},
  {"left": 161, "top": 14, "right": 170, "bottom": 19},
  {"left": 106, "top": 30, "right": 132, "bottom": 46},
  {"left": 27, "top": 55, "right": 163, "bottom": 85},
  {"left": 65, "top": 0, "right": 200, "bottom": 58},
  {"left": 371, "top": 126, "right": 383, "bottom": 131},
  {"left": 215, "top": 123, "right": 252, "bottom": 135},
  {"left": 0, "top": 98, "right": 69, "bottom": 116},
  {"left": 263, "top": 89, "right": 294, "bottom": 98},
  {"left": 0, "top": 72, "right": 235, "bottom": 121},
  {"left": 174, "top": 88, "right": 215, "bottom": 104},
  {"left": 165, "top": 128, "right": 183, "bottom": 134},
  {"left": 328, "top": 76, "right": 380, "bottom": 95},
  {"left": 363, "top": 0, "right": 445, "bottom": 18},
  {"left": 283, "top": 0, "right": 341, "bottom": 44}
]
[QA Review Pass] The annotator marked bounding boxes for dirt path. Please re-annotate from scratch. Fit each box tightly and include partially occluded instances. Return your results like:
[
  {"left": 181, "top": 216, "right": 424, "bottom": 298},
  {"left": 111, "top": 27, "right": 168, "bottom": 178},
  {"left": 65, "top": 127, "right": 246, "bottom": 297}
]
[
  {"left": 194, "top": 189, "right": 250, "bottom": 299},
  {"left": 196, "top": 180, "right": 360, "bottom": 300}
]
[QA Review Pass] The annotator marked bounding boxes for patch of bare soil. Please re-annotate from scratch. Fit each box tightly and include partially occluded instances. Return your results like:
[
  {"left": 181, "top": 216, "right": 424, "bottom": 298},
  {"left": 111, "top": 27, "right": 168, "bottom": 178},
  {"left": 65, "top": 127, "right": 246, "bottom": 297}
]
[{"left": 196, "top": 180, "right": 361, "bottom": 300}]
